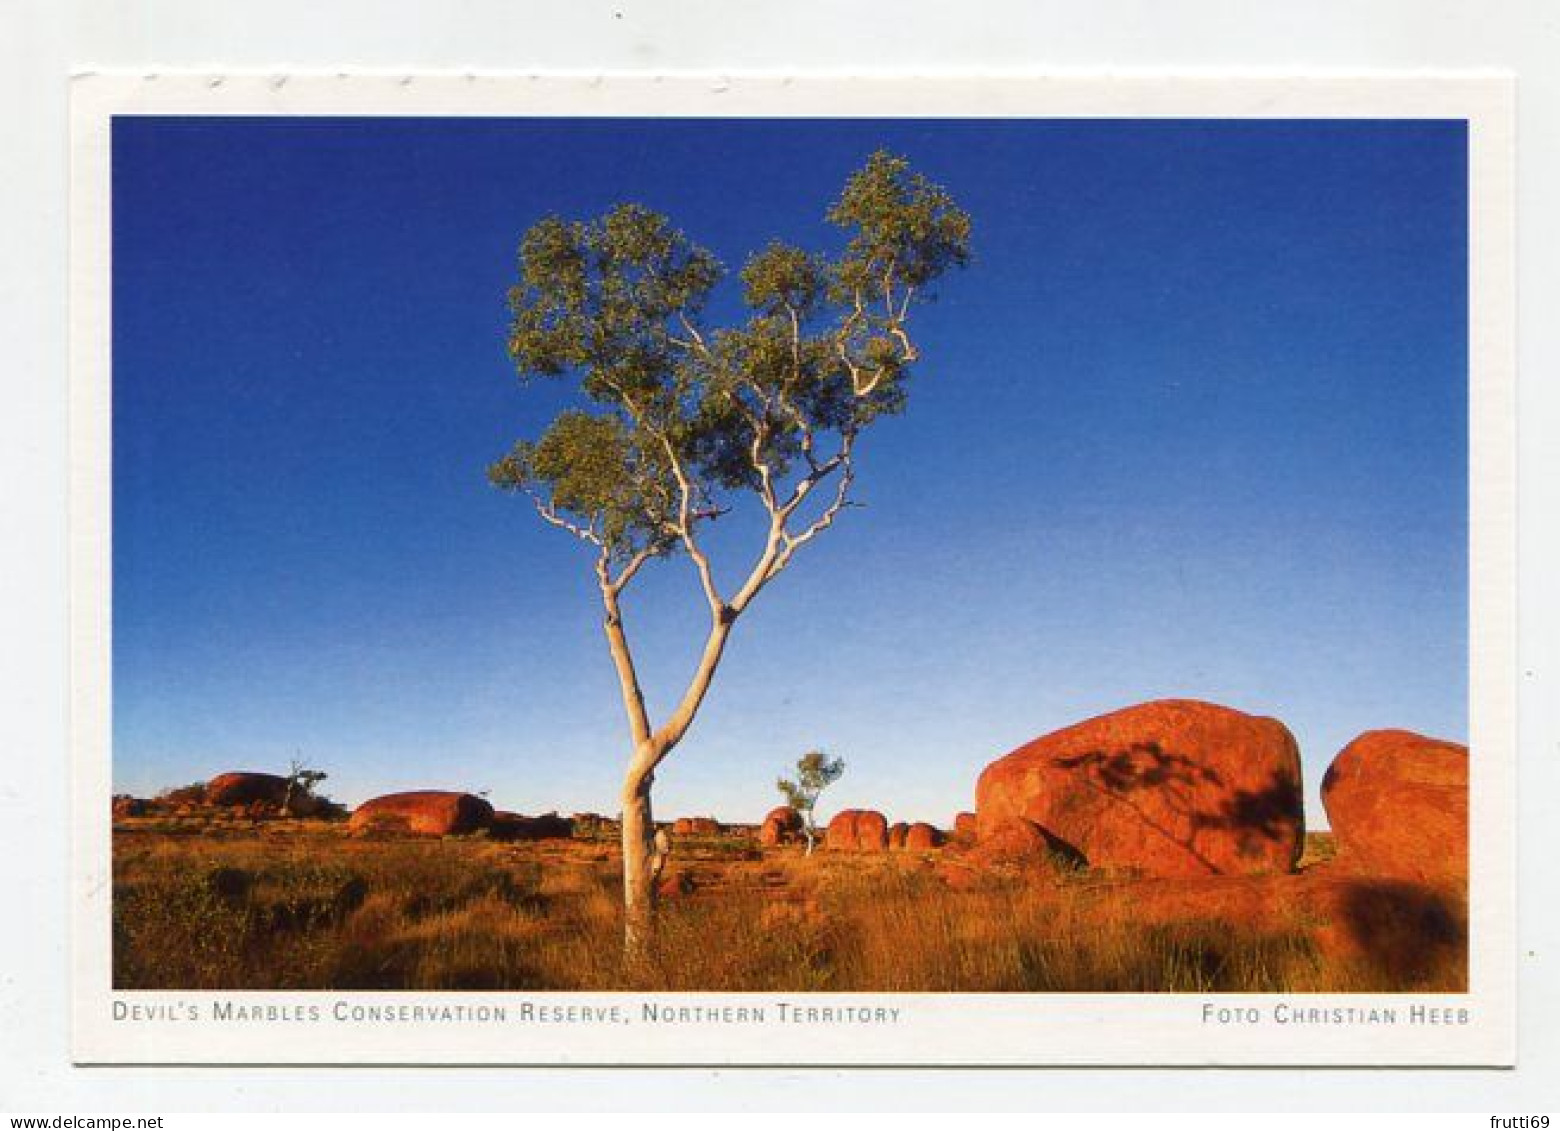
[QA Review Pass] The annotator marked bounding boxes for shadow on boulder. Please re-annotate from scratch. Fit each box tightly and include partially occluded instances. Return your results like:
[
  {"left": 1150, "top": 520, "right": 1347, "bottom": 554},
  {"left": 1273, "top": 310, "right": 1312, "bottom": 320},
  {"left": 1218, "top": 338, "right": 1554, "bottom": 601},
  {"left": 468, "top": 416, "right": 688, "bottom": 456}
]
[
  {"left": 976, "top": 700, "right": 1305, "bottom": 877},
  {"left": 1053, "top": 742, "right": 1303, "bottom": 874}
]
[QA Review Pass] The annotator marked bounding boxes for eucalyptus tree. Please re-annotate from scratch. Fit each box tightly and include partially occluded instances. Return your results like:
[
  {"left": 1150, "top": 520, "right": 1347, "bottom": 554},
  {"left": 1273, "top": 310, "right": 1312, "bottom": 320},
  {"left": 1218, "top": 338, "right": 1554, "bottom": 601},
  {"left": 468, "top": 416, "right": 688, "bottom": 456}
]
[
  {"left": 281, "top": 756, "right": 327, "bottom": 816},
  {"left": 490, "top": 152, "right": 970, "bottom": 948},
  {"left": 777, "top": 749, "right": 847, "bottom": 856}
]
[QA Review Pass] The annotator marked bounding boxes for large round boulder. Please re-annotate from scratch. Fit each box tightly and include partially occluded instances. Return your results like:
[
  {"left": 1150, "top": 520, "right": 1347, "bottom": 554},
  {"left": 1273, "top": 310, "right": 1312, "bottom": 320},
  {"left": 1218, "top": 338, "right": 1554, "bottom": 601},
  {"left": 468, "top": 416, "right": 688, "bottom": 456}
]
[
  {"left": 904, "top": 822, "right": 943, "bottom": 851},
  {"left": 825, "top": 809, "right": 889, "bottom": 851},
  {"left": 887, "top": 821, "right": 910, "bottom": 849},
  {"left": 759, "top": 806, "right": 803, "bottom": 846},
  {"left": 348, "top": 791, "right": 494, "bottom": 836},
  {"left": 975, "top": 699, "right": 1304, "bottom": 877},
  {"left": 205, "top": 772, "right": 290, "bottom": 808},
  {"left": 1320, "top": 729, "right": 1468, "bottom": 886}
]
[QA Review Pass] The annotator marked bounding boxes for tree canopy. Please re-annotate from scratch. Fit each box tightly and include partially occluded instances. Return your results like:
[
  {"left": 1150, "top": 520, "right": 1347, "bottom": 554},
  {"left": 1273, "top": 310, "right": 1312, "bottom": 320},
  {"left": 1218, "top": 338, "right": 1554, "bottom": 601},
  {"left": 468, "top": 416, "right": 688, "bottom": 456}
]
[{"left": 488, "top": 151, "right": 972, "bottom": 598}]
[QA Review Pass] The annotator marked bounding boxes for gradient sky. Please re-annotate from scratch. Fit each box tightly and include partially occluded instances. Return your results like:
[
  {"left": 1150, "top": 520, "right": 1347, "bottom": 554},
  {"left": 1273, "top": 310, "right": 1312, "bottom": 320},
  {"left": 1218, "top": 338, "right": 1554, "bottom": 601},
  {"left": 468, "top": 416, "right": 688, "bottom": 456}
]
[{"left": 112, "top": 116, "right": 1468, "bottom": 827}]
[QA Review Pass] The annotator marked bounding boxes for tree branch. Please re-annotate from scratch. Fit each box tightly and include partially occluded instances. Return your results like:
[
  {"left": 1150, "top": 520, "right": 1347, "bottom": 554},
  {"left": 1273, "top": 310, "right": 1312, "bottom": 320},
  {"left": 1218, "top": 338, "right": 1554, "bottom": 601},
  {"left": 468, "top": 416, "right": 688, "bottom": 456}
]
[
  {"left": 595, "top": 554, "right": 652, "bottom": 747},
  {"left": 776, "top": 455, "right": 856, "bottom": 569},
  {"left": 646, "top": 425, "right": 726, "bottom": 616},
  {"left": 610, "top": 544, "right": 657, "bottom": 592},
  {"left": 729, "top": 430, "right": 858, "bottom": 614},
  {"left": 527, "top": 489, "right": 603, "bottom": 547},
  {"left": 675, "top": 311, "right": 714, "bottom": 359},
  {"left": 834, "top": 278, "right": 920, "bottom": 396}
]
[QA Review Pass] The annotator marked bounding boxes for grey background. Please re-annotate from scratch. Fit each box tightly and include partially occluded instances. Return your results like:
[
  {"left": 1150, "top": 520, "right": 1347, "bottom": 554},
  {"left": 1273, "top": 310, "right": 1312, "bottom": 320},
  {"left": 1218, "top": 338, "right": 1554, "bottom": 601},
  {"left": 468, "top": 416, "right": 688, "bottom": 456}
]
[{"left": 2, "top": 0, "right": 1556, "bottom": 1112}]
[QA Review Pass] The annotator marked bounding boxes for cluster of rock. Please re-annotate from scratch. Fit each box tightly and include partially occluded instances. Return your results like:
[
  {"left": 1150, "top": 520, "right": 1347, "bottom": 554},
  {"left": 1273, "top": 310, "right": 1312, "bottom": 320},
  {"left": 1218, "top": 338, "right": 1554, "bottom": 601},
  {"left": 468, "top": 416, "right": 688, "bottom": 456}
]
[
  {"left": 346, "top": 790, "right": 576, "bottom": 841},
  {"left": 112, "top": 795, "right": 148, "bottom": 819},
  {"left": 823, "top": 809, "right": 947, "bottom": 851},
  {"left": 111, "top": 771, "right": 345, "bottom": 821},
  {"left": 118, "top": 700, "right": 1467, "bottom": 898},
  {"left": 491, "top": 811, "right": 574, "bottom": 842},
  {"left": 952, "top": 698, "right": 1466, "bottom": 889},
  {"left": 210, "top": 772, "right": 340, "bottom": 817},
  {"left": 888, "top": 821, "right": 942, "bottom": 850},
  {"left": 570, "top": 812, "right": 617, "bottom": 839}
]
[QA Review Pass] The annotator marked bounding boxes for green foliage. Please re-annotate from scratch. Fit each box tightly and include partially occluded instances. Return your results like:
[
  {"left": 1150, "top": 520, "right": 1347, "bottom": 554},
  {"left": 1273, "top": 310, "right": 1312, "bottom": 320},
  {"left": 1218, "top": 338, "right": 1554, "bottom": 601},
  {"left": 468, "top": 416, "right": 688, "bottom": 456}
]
[
  {"left": 777, "top": 749, "right": 846, "bottom": 819},
  {"left": 828, "top": 150, "right": 972, "bottom": 289},
  {"left": 492, "top": 151, "right": 971, "bottom": 572},
  {"left": 489, "top": 411, "right": 679, "bottom": 555}
]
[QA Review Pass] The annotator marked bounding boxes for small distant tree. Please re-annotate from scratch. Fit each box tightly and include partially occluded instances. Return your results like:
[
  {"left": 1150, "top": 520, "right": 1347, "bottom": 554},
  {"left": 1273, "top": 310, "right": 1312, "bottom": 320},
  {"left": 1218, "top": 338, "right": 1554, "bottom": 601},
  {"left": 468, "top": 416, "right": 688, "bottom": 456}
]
[
  {"left": 490, "top": 151, "right": 970, "bottom": 950},
  {"left": 282, "top": 757, "right": 328, "bottom": 815},
  {"left": 777, "top": 749, "right": 846, "bottom": 856}
]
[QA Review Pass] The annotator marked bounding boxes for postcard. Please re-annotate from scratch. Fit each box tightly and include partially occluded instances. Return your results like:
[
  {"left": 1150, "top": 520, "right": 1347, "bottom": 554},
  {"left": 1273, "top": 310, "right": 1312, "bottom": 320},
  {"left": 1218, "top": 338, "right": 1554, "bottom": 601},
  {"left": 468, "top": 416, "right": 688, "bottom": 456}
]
[{"left": 70, "top": 72, "right": 1515, "bottom": 1065}]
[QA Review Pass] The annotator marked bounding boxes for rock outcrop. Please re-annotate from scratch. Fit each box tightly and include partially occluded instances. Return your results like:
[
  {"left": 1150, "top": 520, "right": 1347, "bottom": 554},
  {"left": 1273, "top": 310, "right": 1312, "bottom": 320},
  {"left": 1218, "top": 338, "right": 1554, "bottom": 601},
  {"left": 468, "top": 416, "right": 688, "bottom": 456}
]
[
  {"left": 490, "top": 811, "right": 574, "bottom": 842},
  {"left": 348, "top": 791, "right": 494, "bottom": 836},
  {"left": 759, "top": 806, "right": 803, "bottom": 846},
  {"left": 201, "top": 771, "right": 330, "bottom": 815},
  {"left": 672, "top": 817, "right": 720, "bottom": 837},
  {"left": 205, "top": 772, "right": 291, "bottom": 808},
  {"left": 825, "top": 809, "right": 888, "bottom": 852},
  {"left": 935, "top": 817, "right": 1086, "bottom": 890},
  {"left": 969, "top": 816, "right": 1087, "bottom": 871},
  {"left": 951, "top": 811, "right": 978, "bottom": 844},
  {"left": 905, "top": 822, "right": 943, "bottom": 851},
  {"left": 975, "top": 699, "right": 1304, "bottom": 877},
  {"left": 1321, "top": 729, "right": 1468, "bottom": 886}
]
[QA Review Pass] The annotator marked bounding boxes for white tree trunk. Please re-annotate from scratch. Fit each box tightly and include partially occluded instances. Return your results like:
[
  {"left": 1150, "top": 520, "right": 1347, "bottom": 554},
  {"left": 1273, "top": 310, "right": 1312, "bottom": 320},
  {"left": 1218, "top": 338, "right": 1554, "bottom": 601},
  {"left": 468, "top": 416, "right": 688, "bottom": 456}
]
[
  {"left": 601, "top": 572, "right": 735, "bottom": 953},
  {"left": 620, "top": 767, "right": 663, "bottom": 955}
]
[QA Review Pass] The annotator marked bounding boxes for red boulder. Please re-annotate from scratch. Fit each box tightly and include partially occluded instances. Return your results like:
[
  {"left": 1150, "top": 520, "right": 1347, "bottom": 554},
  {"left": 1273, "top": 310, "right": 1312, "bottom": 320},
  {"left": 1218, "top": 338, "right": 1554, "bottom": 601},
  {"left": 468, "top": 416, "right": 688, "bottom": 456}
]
[
  {"left": 951, "top": 811, "right": 978, "bottom": 844},
  {"left": 887, "top": 822, "right": 910, "bottom": 849},
  {"left": 672, "top": 817, "right": 720, "bottom": 837},
  {"left": 975, "top": 699, "right": 1304, "bottom": 877},
  {"left": 759, "top": 806, "right": 803, "bottom": 846},
  {"left": 825, "top": 809, "right": 888, "bottom": 851},
  {"left": 1321, "top": 729, "right": 1468, "bottom": 886},
  {"left": 348, "top": 791, "right": 494, "bottom": 836},
  {"left": 969, "top": 816, "right": 1087, "bottom": 871},
  {"left": 905, "top": 822, "right": 943, "bottom": 850},
  {"left": 205, "top": 772, "right": 290, "bottom": 808}
]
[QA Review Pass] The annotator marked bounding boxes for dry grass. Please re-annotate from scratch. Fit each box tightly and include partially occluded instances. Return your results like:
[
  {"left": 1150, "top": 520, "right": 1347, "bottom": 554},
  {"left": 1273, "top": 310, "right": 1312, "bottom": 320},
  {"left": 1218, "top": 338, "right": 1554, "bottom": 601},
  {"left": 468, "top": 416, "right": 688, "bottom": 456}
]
[
  {"left": 112, "top": 826, "right": 1463, "bottom": 993},
  {"left": 1299, "top": 830, "right": 1338, "bottom": 869}
]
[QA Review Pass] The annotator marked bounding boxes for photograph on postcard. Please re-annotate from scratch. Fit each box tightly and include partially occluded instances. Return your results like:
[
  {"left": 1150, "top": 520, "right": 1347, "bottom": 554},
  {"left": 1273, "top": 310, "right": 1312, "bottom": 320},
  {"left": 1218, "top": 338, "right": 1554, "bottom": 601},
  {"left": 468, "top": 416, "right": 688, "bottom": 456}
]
[{"left": 70, "top": 75, "right": 1514, "bottom": 1065}]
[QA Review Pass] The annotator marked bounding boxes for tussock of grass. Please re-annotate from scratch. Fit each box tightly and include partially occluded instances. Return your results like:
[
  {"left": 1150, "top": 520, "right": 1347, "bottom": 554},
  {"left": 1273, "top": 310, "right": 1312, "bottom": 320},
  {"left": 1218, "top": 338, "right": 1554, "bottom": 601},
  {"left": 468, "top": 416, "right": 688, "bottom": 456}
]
[{"left": 112, "top": 830, "right": 1463, "bottom": 993}]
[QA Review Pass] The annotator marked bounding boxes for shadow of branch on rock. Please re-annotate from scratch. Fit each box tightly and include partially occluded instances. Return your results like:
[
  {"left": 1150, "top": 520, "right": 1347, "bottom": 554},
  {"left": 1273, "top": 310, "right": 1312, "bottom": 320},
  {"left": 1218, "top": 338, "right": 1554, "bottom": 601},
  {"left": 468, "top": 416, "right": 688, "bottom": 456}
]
[{"left": 1055, "top": 742, "right": 1301, "bottom": 874}]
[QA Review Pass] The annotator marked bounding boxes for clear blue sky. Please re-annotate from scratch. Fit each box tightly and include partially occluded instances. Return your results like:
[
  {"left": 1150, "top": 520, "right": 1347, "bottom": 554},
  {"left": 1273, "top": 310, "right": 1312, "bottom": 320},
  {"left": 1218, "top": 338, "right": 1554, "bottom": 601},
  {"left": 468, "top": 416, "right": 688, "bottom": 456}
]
[{"left": 112, "top": 116, "right": 1467, "bottom": 827}]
